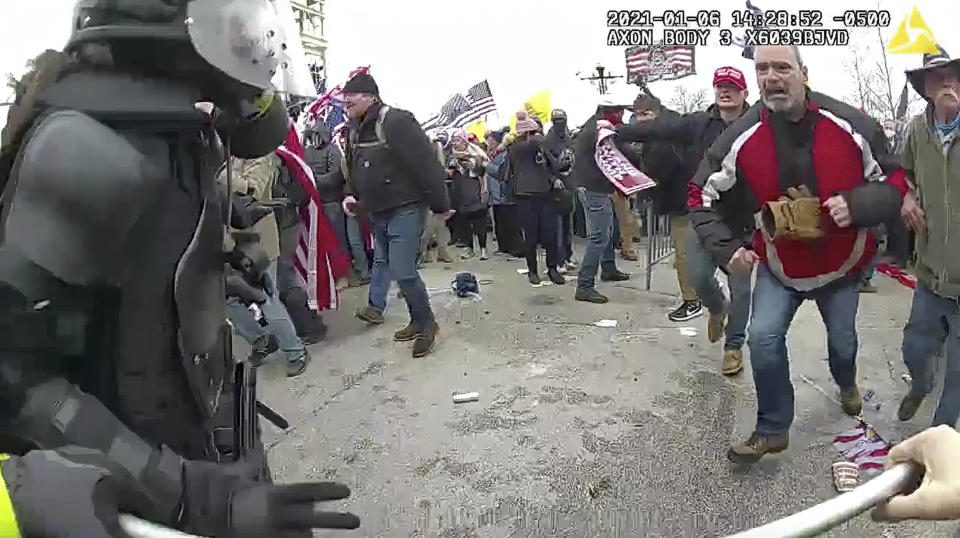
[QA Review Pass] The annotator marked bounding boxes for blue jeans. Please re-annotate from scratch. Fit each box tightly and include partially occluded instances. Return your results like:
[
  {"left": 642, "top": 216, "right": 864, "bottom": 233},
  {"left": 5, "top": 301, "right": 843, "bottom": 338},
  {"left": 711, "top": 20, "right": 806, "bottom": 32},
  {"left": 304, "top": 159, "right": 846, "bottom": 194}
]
[
  {"left": 226, "top": 260, "right": 305, "bottom": 364},
  {"left": 902, "top": 284, "right": 960, "bottom": 427},
  {"left": 686, "top": 232, "right": 752, "bottom": 350},
  {"left": 577, "top": 190, "right": 617, "bottom": 290},
  {"left": 346, "top": 214, "right": 371, "bottom": 279},
  {"left": 368, "top": 205, "right": 434, "bottom": 329},
  {"left": 748, "top": 263, "right": 859, "bottom": 435}
]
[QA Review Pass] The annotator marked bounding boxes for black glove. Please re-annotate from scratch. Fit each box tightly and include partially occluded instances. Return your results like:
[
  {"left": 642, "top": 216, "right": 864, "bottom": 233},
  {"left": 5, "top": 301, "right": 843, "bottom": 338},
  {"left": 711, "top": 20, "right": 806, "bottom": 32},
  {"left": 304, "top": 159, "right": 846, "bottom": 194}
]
[
  {"left": 226, "top": 265, "right": 268, "bottom": 304},
  {"left": 231, "top": 194, "right": 274, "bottom": 229},
  {"left": 180, "top": 460, "right": 360, "bottom": 537},
  {"left": 0, "top": 446, "right": 149, "bottom": 538}
]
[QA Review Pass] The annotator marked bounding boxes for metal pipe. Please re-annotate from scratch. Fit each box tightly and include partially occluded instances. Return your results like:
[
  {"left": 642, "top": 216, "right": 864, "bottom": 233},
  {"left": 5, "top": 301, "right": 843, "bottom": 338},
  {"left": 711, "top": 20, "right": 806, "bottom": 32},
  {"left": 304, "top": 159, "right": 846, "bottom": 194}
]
[
  {"left": 645, "top": 207, "right": 655, "bottom": 290},
  {"left": 725, "top": 462, "right": 921, "bottom": 538},
  {"left": 119, "top": 515, "right": 203, "bottom": 538}
]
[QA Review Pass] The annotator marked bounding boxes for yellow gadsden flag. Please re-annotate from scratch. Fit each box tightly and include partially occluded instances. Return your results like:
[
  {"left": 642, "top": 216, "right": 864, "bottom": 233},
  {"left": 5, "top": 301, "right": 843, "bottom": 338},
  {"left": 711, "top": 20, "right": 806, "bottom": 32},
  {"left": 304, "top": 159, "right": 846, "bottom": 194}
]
[
  {"left": 465, "top": 120, "right": 488, "bottom": 142},
  {"left": 509, "top": 90, "right": 552, "bottom": 132},
  {"left": 524, "top": 90, "right": 552, "bottom": 125},
  {"left": 887, "top": 7, "right": 939, "bottom": 54}
]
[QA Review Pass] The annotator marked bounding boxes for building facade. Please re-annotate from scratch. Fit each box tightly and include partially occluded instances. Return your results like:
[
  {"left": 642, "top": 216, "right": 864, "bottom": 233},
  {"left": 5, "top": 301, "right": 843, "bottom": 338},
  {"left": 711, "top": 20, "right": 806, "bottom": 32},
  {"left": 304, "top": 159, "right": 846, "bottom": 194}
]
[{"left": 291, "top": 0, "right": 327, "bottom": 90}]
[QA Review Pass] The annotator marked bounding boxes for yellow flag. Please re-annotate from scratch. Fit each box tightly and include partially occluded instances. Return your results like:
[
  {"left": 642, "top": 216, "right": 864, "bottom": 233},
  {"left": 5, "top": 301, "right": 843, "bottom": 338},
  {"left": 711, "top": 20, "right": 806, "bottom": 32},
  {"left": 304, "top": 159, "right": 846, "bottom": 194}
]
[
  {"left": 508, "top": 91, "right": 551, "bottom": 133},
  {"left": 887, "top": 7, "right": 939, "bottom": 54},
  {"left": 524, "top": 90, "right": 552, "bottom": 125},
  {"left": 465, "top": 120, "right": 488, "bottom": 142}
]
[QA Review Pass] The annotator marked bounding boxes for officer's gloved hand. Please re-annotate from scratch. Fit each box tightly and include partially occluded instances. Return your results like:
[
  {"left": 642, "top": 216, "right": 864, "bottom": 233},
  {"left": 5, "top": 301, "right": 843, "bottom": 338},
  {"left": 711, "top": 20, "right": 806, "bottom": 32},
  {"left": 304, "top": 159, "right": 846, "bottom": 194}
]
[
  {"left": 231, "top": 194, "right": 274, "bottom": 229},
  {"left": 0, "top": 446, "right": 149, "bottom": 538},
  {"left": 225, "top": 265, "right": 268, "bottom": 304},
  {"left": 180, "top": 460, "right": 360, "bottom": 537}
]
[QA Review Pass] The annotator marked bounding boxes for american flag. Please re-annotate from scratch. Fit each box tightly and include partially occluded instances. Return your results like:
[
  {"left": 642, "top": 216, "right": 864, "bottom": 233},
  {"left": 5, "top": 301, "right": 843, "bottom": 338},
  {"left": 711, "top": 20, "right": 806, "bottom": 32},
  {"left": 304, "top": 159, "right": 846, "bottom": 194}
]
[
  {"left": 452, "top": 80, "right": 498, "bottom": 128},
  {"left": 303, "top": 66, "right": 370, "bottom": 124},
  {"left": 422, "top": 80, "right": 498, "bottom": 131},
  {"left": 421, "top": 93, "right": 471, "bottom": 131},
  {"left": 274, "top": 125, "right": 351, "bottom": 311},
  {"left": 625, "top": 44, "right": 696, "bottom": 83}
]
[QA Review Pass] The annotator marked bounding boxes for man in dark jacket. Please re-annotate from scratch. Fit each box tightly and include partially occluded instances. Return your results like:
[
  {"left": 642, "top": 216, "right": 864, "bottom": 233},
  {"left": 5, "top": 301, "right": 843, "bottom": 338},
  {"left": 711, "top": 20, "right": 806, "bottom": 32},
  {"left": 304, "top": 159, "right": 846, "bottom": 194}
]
[
  {"left": 688, "top": 46, "right": 909, "bottom": 463},
  {"left": 619, "top": 66, "right": 752, "bottom": 375},
  {"left": 304, "top": 124, "right": 370, "bottom": 284},
  {"left": 337, "top": 73, "right": 453, "bottom": 358},
  {"left": 630, "top": 94, "right": 704, "bottom": 322},
  {"left": 572, "top": 92, "right": 638, "bottom": 303},
  {"left": 507, "top": 118, "right": 566, "bottom": 285},
  {"left": 544, "top": 109, "right": 577, "bottom": 270},
  {"left": 485, "top": 130, "right": 524, "bottom": 257},
  {"left": 272, "top": 150, "right": 328, "bottom": 345}
]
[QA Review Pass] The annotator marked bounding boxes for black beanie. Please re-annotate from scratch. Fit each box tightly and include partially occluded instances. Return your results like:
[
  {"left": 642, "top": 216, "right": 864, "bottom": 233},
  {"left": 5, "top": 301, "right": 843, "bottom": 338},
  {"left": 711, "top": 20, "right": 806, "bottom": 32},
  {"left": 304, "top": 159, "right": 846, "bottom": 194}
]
[{"left": 342, "top": 73, "right": 379, "bottom": 95}]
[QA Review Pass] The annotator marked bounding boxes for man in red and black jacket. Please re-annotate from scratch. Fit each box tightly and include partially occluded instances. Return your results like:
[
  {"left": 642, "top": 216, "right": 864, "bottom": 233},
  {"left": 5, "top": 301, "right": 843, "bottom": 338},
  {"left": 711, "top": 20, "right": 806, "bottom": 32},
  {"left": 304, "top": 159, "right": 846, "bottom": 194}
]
[{"left": 689, "top": 46, "right": 909, "bottom": 463}]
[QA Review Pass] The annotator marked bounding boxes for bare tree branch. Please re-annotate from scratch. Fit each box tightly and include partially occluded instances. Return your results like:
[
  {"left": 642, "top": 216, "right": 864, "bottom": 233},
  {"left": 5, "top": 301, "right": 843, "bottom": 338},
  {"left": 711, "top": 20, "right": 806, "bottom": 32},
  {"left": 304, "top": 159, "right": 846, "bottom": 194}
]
[{"left": 669, "top": 86, "right": 709, "bottom": 114}]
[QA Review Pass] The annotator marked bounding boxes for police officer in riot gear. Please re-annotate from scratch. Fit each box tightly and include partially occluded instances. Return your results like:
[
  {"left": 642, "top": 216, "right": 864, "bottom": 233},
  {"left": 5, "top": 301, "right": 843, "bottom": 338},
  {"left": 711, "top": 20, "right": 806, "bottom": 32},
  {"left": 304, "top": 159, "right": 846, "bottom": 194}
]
[{"left": 0, "top": 0, "right": 358, "bottom": 534}]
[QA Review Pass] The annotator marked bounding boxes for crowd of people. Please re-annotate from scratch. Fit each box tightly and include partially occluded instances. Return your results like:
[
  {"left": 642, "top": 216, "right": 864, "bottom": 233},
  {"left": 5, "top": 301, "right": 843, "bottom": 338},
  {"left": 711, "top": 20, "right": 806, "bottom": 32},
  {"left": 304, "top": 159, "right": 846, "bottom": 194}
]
[
  {"left": 229, "top": 46, "right": 960, "bottom": 466},
  {"left": 0, "top": 0, "right": 958, "bottom": 528}
]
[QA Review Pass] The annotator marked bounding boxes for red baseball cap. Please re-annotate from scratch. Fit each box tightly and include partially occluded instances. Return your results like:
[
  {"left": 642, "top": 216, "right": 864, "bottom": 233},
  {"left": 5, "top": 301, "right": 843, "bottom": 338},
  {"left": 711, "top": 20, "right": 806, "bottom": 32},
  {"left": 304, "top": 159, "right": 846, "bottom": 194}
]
[{"left": 713, "top": 66, "right": 747, "bottom": 91}]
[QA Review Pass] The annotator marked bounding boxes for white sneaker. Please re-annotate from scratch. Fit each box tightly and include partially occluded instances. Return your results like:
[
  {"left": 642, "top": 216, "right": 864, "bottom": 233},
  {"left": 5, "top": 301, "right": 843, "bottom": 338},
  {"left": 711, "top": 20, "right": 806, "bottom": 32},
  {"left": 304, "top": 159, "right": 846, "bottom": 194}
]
[
  {"left": 479, "top": 248, "right": 489, "bottom": 260},
  {"left": 461, "top": 248, "right": 475, "bottom": 260}
]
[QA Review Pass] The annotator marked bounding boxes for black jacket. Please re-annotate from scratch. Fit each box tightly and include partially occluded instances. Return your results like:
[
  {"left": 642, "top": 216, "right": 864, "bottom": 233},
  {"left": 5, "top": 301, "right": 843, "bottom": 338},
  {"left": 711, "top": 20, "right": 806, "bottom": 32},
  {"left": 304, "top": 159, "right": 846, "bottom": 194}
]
[
  {"left": 303, "top": 125, "right": 344, "bottom": 204},
  {"left": 272, "top": 161, "right": 309, "bottom": 232},
  {"left": 618, "top": 103, "right": 750, "bottom": 169},
  {"left": 451, "top": 172, "right": 486, "bottom": 213},
  {"left": 450, "top": 155, "right": 487, "bottom": 212},
  {"left": 572, "top": 114, "right": 644, "bottom": 194},
  {"left": 506, "top": 135, "right": 556, "bottom": 197},
  {"left": 632, "top": 109, "right": 696, "bottom": 215},
  {"left": 340, "top": 102, "right": 450, "bottom": 215}
]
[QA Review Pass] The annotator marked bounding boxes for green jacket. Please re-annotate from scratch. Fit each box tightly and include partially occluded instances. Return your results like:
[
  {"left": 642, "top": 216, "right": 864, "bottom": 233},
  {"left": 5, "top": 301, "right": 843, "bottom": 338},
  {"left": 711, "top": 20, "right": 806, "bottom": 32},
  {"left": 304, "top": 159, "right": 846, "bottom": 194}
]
[{"left": 904, "top": 107, "right": 960, "bottom": 297}]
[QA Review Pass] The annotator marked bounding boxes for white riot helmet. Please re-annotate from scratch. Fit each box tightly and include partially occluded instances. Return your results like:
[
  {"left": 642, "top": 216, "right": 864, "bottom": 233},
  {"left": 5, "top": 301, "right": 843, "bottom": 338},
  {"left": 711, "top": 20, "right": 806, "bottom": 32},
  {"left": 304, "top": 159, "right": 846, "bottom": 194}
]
[{"left": 68, "top": 0, "right": 317, "bottom": 97}]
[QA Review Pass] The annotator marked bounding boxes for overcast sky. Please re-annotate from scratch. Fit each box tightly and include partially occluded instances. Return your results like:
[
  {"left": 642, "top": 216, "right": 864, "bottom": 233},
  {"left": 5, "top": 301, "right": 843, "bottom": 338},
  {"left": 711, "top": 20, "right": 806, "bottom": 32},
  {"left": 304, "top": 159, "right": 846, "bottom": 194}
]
[{"left": 2, "top": 0, "right": 957, "bottom": 128}]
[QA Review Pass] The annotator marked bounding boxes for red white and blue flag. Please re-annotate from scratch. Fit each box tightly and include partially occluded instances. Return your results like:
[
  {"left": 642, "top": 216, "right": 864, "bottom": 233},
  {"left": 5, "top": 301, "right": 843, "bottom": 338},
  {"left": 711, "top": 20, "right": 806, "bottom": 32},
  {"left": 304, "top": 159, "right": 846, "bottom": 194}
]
[{"left": 275, "top": 126, "right": 350, "bottom": 311}]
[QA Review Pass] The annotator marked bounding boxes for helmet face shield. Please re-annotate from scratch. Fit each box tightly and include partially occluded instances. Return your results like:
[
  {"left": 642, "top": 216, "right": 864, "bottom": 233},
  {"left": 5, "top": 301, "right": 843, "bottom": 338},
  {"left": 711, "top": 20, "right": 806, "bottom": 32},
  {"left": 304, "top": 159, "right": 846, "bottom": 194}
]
[{"left": 187, "top": 0, "right": 317, "bottom": 97}]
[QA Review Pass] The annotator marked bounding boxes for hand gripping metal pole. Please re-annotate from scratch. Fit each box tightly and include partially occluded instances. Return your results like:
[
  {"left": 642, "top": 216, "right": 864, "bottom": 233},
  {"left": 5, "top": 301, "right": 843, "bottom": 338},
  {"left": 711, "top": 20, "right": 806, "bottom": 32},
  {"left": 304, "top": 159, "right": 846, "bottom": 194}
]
[
  {"left": 725, "top": 462, "right": 921, "bottom": 538},
  {"left": 119, "top": 515, "right": 203, "bottom": 538}
]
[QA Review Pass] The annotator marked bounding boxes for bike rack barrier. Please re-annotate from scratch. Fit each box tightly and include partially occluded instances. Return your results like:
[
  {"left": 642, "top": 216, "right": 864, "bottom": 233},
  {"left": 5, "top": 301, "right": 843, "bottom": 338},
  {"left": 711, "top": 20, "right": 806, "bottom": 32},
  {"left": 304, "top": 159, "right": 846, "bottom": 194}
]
[
  {"left": 726, "top": 462, "right": 921, "bottom": 538},
  {"left": 117, "top": 463, "right": 919, "bottom": 537}
]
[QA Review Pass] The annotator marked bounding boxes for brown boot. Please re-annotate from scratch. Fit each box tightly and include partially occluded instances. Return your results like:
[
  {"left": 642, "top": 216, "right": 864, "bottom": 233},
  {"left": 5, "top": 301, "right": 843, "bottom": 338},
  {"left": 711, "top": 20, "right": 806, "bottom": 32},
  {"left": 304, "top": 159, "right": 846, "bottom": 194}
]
[
  {"left": 708, "top": 299, "right": 729, "bottom": 344},
  {"left": 356, "top": 305, "right": 385, "bottom": 325},
  {"left": 727, "top": 433, "right": 789, "bottom": 464},
  {"left": 437, "top": 248, "right": 455, "bottom": 263},
  {"left": 394, "top": 321, "right": 421, "bottom": 342},
  {"left": 722, "top": 349, "right": 743, "bottom": 376},
  {"left": 412, "top": 320, "right": 439, "bottom": 358},
  {"left": 840, "top": 386, "right": 862, "bottom": 416}
]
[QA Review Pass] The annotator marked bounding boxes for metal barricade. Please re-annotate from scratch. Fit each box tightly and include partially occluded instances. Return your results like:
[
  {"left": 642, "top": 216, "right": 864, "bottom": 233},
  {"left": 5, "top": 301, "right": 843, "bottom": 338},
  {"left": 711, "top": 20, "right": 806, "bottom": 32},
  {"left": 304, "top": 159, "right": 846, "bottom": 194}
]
[
  {"left": 643, "top": 207, "right": 674, "bottom": 290},
  {"left": 726, "top": 463, "right": 921, "bottom": 537}
]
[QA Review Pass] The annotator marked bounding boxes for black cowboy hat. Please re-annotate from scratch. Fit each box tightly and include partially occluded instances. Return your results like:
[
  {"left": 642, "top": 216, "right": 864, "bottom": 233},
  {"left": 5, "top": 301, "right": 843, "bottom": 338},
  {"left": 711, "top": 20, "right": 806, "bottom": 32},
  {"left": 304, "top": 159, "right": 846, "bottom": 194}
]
[{"left": 906, "top": 45, "right": 960, "bottom": 101}]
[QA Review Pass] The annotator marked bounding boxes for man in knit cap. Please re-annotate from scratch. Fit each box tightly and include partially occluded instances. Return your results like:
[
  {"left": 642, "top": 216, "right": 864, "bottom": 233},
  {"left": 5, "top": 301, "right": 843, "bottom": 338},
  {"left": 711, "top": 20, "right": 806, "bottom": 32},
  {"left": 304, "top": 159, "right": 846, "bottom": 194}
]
[{"left": 335, "top": 73, "right": 454, "bottom": 358}]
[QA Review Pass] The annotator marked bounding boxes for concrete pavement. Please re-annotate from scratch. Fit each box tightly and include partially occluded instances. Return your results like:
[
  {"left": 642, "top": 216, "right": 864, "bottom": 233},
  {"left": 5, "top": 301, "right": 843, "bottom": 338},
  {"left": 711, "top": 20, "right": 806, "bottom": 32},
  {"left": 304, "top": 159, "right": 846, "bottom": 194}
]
[{"left": 251, "top": 244, "right": 959, "bottom": 538}]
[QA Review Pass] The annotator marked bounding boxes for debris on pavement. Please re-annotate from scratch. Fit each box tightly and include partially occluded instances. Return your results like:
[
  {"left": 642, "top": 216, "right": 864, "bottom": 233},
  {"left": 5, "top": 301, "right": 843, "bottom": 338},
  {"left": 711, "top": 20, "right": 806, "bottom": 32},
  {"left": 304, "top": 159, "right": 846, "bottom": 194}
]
[
  {"left": 902, "top": 373, "right": 912, "bottom": 384},
  {"left": 679, "top": 327, "right": 698, "bottom": 337},
  {"left": 594, "top": 319, "right": 618, "bottom": 328},
  {"left": 453, "top": 392, "right": 480, "bottom": 403},
  {"left": 862, "top": 389, "right": 875, "bottom": 403},
  {"left": 832, "top": 461, "right": 860, "bottom": 492},
  {"left": 517, "top": 268, "right": 529, "bottom": 275},
  {"left": 833, "top": 421, "right": 891, "bottom": 475}
]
